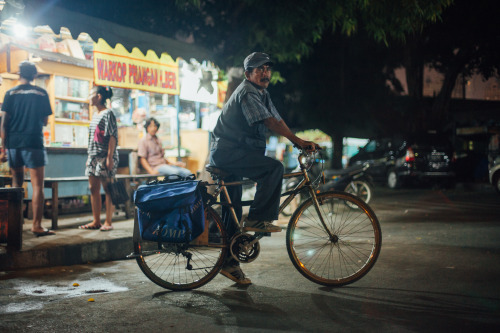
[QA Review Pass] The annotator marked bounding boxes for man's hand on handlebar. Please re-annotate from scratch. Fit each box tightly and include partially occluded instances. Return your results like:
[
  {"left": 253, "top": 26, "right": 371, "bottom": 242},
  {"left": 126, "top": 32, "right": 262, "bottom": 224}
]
[{"left": 295, "top": 140, "right": 321, "bottom": 153}]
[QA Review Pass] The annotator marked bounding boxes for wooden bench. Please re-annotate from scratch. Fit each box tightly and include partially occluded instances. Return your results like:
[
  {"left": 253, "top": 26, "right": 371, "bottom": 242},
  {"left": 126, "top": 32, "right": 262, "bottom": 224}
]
[{"left": 0, "top": 174, "right": 159, "bottom": 229}]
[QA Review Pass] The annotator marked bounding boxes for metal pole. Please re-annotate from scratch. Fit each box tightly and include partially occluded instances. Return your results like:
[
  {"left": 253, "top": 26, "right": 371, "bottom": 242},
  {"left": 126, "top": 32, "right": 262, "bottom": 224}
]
[
  {"left": 195, "top": 101, "right": 201, "bottom": 129},
  {"left": 175, "top": 95, "right": 181, "bottom": 161}
]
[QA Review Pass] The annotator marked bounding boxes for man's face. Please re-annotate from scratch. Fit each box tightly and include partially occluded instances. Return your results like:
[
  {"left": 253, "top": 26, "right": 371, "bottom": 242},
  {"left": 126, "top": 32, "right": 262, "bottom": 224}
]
[
  {"left": 147, "top": 122, "right": 159, "bottom": 136},
  {"left": 246, "top": 64, "right": 272, "bottom": 89}
]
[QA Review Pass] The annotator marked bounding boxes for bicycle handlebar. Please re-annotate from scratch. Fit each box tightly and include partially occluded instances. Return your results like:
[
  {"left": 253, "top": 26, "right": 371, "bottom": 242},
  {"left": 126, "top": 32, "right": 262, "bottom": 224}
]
[
  {"left": 295, "top": 146, "right": 323, "bottom": 172},
  {"left": 293, "top": 143, "right": 322, "bottom": 153}
]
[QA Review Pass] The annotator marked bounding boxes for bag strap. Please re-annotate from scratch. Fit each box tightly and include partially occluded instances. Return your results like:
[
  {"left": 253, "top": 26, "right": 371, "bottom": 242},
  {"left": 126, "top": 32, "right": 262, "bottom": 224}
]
[{"left": 147, "top": 174, "right": 196, "bottom": 185}]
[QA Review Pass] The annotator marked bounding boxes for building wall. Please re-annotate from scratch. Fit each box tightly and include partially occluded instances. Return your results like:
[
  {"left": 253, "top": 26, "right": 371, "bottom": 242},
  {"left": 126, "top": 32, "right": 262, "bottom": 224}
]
[{"left": 393, "top": 66, "right": 500, "bottom": 101}]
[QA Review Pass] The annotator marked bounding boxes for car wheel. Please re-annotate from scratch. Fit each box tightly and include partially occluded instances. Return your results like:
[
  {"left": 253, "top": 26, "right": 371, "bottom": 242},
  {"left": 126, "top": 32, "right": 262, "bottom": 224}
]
[
  {"left": 387, "top": 169, "right": 400, "bottom": 189},
  {"left": 494, "top": 173, "right": 500, "bottom": 194}
]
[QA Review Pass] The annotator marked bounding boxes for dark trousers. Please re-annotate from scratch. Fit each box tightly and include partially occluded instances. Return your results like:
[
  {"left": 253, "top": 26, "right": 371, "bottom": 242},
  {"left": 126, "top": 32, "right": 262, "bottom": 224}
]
[{"left": 210, "top": 147, "right": 284, "bottom": 239}]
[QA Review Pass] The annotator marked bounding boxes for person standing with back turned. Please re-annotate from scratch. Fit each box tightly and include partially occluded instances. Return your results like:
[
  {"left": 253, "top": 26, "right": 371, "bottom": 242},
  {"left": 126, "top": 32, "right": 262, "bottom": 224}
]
[
  {"left": 209, "top": 52, "right": 319, "bottom": 284},
  {"left": 0, "top": 61, "right": 54, "bottom": 236}
]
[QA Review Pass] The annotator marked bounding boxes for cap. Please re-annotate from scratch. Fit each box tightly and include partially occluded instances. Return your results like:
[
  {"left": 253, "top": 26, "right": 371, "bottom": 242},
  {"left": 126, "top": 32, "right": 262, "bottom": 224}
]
[
  {"left": 244, "top": 52, "right": 274, "bottom": 71},
  {"left": 19, "top": 61, "right": 37, "bottom": 80}
]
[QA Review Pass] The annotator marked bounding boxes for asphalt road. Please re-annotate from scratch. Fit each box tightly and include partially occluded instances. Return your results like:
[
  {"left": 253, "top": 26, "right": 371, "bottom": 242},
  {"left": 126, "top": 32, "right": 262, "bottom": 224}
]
[{"left": 1, "top": 185, "right": 499, "bottom": 332}]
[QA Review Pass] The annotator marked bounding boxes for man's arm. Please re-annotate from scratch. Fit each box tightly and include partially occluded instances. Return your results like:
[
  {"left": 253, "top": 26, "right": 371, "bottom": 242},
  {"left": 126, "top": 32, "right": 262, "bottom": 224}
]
[
  {"left": 140, "top": 157, "right": 159, "bottom": 175},
  {"left": 263, "top": 117, "right": 319, "bottom": 151}
]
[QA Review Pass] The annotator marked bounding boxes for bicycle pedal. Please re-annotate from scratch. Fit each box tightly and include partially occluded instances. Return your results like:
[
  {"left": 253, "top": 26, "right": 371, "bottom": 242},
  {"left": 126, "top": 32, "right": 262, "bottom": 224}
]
[
  {"left": 254, "top": 232, "right": 271, "bottom": 237},
  {"left": 126, "top": 252, "right": 141, "bottom": 259}
]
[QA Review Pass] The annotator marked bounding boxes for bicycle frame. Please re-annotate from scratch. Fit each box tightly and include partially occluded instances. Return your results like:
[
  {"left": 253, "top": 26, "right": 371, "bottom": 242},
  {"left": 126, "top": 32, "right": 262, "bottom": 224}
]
[{"left": 208, "top": 151, "right": 334, "bottom": 238}]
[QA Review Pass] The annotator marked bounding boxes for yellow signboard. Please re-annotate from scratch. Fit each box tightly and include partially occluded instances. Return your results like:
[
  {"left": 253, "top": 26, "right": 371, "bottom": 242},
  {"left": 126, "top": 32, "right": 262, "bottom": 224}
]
[
  {"left": 93, "top": 39, "right": 179, "bottom": 95},
  {"left": 217, "top": 80, "right": 228, "bottom": 108}
]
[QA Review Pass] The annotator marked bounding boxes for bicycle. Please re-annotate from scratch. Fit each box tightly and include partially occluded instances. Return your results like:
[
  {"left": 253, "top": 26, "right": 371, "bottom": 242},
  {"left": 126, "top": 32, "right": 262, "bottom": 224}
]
[{"left": 130, "top": 149, "right": 382, "bottom": 291}]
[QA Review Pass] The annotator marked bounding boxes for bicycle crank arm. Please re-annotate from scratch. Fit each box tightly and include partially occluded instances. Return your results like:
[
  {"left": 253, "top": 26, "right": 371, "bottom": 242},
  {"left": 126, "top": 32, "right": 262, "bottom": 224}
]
[{"left": 126, "top": 252, "right": 142, "bottom": 259}]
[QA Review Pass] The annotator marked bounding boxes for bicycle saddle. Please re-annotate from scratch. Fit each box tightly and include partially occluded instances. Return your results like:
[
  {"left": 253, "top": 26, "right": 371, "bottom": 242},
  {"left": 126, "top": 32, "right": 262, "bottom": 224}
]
[{"left": 205, "top": 164, "right": 232, "bottom": 180}]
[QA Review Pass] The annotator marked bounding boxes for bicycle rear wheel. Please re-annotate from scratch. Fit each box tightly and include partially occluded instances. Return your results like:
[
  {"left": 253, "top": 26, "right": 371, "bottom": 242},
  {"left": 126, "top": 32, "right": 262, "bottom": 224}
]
[
  {"left": 286, "top": 191, "right": 381, "bottom": 287},
  {"left": 134, "top": 207, "right": 227, "bottom": 291}
]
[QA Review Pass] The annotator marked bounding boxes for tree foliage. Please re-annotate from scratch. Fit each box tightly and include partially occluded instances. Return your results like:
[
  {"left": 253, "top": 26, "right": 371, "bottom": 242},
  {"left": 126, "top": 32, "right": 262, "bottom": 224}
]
[
  {"left": 179, "top": 0, "right": 453, "bottom": 68},
  {"left": 47, "top": 0, "right": 453, "bottom": 68}
]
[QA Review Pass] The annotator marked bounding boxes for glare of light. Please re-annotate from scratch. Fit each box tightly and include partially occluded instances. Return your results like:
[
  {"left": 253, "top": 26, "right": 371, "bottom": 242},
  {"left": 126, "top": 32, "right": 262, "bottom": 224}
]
[
  {"left": 307, "top": 249, "right": 315, "bottom": 256},
  {"left": 14, "top": 23, "right": 27, "bottom": 38}
]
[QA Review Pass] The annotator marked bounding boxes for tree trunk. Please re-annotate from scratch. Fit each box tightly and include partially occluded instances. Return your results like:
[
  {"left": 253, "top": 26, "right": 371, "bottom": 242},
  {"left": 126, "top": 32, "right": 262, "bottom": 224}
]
[
  {"left": 431, "top": 48, "right": 473, "bottom": 127},
  {"left": 331, "top": 134, "right": 343, "bottom": 169},
  {"left": 402, "top": 37, "right": 424, "bottom": 100},
  {"left": 402, "top": 36, "right": 425, "bottom": 133}
]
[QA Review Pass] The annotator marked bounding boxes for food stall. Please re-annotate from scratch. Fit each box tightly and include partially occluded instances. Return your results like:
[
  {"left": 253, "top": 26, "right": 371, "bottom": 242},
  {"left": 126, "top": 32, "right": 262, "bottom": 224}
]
[{"left": 0, "top": 5, "right": 221, "bottom": 213}]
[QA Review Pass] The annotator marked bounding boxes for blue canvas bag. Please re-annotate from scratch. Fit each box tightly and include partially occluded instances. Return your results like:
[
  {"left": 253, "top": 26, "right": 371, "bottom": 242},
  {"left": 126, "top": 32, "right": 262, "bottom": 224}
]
[{"left": 134, "top": 178, "right": 205, "bottom": 243}]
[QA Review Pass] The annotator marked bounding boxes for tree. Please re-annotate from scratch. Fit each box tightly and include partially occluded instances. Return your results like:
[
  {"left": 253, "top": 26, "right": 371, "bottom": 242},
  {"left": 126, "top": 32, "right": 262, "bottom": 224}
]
[{"left": 388, "top": 0, "right": 500, "bottom": 131}]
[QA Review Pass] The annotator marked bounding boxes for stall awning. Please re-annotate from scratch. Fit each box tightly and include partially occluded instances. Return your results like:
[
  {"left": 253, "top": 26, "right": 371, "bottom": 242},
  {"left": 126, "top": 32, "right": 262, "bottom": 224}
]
[
  {"left": 7, "top": 43, "right": 93, "bottom": 68},
  {"left": 19, "top": 4, "right": 213, "bottom": 62}
]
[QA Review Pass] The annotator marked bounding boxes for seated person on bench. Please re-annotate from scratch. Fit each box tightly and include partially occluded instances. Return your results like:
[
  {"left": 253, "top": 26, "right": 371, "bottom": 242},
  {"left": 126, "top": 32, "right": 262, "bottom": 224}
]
[{"left": 137, "top": 118, "right": 191, "bottom": 177}]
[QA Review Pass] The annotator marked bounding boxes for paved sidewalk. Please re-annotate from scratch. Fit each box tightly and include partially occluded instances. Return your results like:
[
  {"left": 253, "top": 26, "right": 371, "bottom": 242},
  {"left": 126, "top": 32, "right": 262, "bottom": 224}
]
[
  {"left": 0, "top": 209, "right": 291, "bottom": 271},
  {"left": 0, "top": 212, "right": 135, "bottom": 271}
]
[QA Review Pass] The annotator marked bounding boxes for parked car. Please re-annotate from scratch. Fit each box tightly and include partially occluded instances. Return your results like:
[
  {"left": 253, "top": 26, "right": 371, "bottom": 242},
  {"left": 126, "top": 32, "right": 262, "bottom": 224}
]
[{"left": 348, "top": 134, "right": 456, "bottom": 189}]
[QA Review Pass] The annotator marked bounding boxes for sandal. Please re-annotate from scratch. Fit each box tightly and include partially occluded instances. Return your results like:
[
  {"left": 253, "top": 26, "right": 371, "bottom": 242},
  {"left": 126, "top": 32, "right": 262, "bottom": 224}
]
[
  {"left": 100, "top": 225, "right": 114, "bottom": 231},
  {"left": 220, "top": 265, "right": 252, "bottom": 285},
  {"left": 78, "top": 223, "right": 102, "bottom": 230},
  {"left": 32, "top": 229, "right": 56, "bottom": 237}
]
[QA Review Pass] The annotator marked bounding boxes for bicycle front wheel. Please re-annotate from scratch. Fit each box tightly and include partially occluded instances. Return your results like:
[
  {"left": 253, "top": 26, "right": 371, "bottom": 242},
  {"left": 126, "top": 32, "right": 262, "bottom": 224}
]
[
  {"left": 134, "top": 207, "right": 228, "bottom": 291},
  {"left": 286, "top": 191, "right": 381, "bottom": 287}
]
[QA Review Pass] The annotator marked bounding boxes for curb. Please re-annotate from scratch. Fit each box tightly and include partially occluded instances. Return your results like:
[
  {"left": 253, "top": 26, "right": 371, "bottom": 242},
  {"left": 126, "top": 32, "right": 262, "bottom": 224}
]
[
  {"left": 1, "top": 214, "right": 299, "bottom": 271},
  {"left": 0, "top": 236, "right": 134, "bottom": 270}
]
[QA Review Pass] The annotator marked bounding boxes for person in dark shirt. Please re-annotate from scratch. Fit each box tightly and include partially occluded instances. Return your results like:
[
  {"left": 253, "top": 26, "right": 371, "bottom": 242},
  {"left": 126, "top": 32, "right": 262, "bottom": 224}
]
[
  {"left": 0, "top": 61, "right": 54, "bottom": 236},
  {"left": 209, "top": 52, "right": 319, "bottom": 284}
]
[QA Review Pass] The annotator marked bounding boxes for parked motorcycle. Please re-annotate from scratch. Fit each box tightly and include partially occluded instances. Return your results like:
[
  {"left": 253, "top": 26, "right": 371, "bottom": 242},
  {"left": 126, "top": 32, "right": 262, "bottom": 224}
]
[
  {"left": 320, "top": 162, "right": 373, "bottom": 205},
  {"left": 280, "top": 162, "right": 373, "bottom": 216}
]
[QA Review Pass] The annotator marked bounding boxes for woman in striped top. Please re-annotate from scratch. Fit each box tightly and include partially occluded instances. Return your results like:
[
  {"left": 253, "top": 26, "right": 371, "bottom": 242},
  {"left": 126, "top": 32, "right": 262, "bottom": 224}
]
[{"left": 79, "top": 86, "right": 118, "bottom": 231}]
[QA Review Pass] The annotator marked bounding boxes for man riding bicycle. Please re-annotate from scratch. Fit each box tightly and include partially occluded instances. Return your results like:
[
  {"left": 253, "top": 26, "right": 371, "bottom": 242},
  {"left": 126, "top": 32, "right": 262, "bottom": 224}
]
[{"left": 209, "top": 52, "right": 319, "bottom": 284}]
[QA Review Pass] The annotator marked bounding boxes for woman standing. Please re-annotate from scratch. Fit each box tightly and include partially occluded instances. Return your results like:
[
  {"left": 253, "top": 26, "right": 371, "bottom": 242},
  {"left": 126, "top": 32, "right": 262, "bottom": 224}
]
[{"left": 79, "top": 86, "right": 118, "bottom": 231}]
